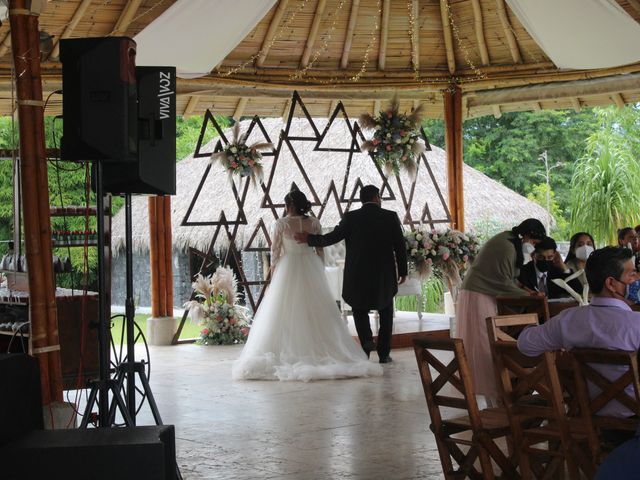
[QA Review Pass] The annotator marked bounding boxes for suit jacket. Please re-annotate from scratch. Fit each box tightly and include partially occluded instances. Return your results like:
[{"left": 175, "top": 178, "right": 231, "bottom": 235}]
[
  {"left": 307, "top": 203, "right": 407, "bottom": 310},
  {"left": 517, "top": 262, "right": 582, "bottom": 299}
]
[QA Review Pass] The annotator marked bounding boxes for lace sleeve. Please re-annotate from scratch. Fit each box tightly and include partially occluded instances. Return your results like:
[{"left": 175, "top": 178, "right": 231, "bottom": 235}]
[
  {"left": 271, "top": 220, "right": 284, "bottom": 268},
  {"left": 311, "top": 217, "right": 324, "bottom": 263}
]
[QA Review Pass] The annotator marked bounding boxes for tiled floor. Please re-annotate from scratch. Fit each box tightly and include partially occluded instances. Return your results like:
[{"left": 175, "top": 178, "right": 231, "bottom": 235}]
[{"left": 133, "top": 313, "right": 448, "bottom": 479}]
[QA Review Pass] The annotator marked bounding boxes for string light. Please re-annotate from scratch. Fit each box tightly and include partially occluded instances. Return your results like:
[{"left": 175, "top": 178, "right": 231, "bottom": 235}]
[
  {"left": 216, "top": 0, "right": 310, "bottom": 78},
  {"left": 443, "top": 0, "right": 487, "bottom": 83},
  {"left": 290, "top": 0, "right": 346, "bottom": 80}
]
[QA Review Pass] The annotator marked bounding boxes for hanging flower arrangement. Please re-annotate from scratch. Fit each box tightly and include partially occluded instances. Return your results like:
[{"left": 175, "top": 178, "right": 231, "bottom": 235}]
[
  {"left": 184, "top": 267, "right": 252, "bottom": 345},
  {"left": 359, "top": 96, "right": 426, "bottom": 179},
  {"left": 404, "top": 228, "right": 480, "bottom": 286},
  {"left": 209, "top": 123, "right": 273, "bottom": 184}
]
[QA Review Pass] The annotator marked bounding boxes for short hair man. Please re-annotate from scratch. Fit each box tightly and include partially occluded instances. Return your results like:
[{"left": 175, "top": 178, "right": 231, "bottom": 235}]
[
  {"left": 518, "top": 247, "right": 640, "bottom": 421},
  {"left": 517, "top": 236, "right": 582, "bottom": 299}
]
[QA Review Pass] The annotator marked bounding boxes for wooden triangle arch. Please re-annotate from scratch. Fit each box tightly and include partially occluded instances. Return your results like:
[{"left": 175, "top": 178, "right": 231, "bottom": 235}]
[{"left": 314, "top": 101, "right": 360, "bottom": 153}]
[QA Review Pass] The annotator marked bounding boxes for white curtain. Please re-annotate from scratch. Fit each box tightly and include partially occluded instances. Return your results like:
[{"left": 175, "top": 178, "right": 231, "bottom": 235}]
[
  {"left": 506, "top": 0, "right": 640, "bottom": 69},
  {"left": 134, "top": 0, "right": 277, "bottom": 78}
]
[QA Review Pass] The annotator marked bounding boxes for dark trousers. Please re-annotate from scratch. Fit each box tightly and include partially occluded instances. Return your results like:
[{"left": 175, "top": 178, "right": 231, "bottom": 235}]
[{"left": 352, "top": 303, "right": 394, "bottom": 358}]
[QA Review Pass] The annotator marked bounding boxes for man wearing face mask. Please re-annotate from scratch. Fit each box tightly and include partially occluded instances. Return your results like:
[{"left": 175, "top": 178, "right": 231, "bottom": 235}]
[
  {"left": 518, "top": 236, "right": 582, "bottom": 299},
  {"left": 518, "top": 247, "right": 640, "bottom": 436}
]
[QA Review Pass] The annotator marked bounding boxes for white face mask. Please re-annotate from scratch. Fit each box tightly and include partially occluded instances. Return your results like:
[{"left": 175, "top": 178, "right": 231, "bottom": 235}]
[
  {"left": 575, "top": 245, "right": 594, "bottom": 261},
  {"left": 522, "top": 242, "right": 535, "bottom": 257}
]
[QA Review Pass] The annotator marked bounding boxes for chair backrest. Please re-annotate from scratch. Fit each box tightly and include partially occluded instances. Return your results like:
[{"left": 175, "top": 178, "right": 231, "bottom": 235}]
[
  {"left": 486, "top": 313, "right": 538, "bottom": 343},
  {"left": 496, "top": 295, "right": 550, "bottom": 324},
  {"left": 569, "top": 348, "right": 640, "bottom": 420}
]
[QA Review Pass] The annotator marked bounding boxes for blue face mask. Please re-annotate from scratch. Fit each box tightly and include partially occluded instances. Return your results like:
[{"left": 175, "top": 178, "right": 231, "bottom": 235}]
[{"left": 626, "top": 279, "right": 640, "bottom": 304}]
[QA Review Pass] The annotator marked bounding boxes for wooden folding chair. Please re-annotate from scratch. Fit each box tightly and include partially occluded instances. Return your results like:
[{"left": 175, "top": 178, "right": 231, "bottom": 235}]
[
  {"left": 486, "top": 315, "right": 597, "bottom": 480},
  {"left": 486, "top": 313, "right": 539, "bottom": 343},
  {"left": 496, "top": 296, "right": 550, "bottom": 325},
  {"left": 569, "top": 348, "right": 640, "bottom": 452},
  {"left": 413, "top": 337, "right": 519, "bottom": 479}
]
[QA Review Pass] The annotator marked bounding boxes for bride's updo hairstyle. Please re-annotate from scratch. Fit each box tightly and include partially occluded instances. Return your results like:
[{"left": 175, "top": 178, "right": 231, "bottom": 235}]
[{"left": 284, "top": 189, "right": 312, "bottom": 216}]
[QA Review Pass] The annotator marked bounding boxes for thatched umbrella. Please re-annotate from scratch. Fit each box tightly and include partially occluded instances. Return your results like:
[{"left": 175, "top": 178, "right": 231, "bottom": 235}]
[{"left": 112, "top": 117, "right": 551, "bottom": 254}]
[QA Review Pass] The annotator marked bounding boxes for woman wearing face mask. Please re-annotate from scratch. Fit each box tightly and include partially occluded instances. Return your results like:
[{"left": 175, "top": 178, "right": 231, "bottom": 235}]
[
  {"left": 565, "top": 232, "right": 595, "bottom": 288},
  {"left": 456, "top": 218, "right": 546, "bottom": 404}
]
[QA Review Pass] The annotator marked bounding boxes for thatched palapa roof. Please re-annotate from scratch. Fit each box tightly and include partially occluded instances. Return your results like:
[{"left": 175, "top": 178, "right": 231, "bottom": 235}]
[
  {"left": 0, "top": 1, "right": 639, "bottom": 118},
  {"left": 112, "top": 117, "right": 551, "bottom": 253}
]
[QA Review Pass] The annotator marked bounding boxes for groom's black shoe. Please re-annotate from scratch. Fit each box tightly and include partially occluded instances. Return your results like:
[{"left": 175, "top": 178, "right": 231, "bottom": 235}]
[{"left": 379, "top": 356, "right": 393, "bottom": 364}]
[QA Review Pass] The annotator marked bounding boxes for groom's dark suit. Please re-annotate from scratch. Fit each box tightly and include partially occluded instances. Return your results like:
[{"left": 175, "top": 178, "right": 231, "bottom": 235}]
[{"left": 306, "top": 202, "right": 407, "bottom": 359}]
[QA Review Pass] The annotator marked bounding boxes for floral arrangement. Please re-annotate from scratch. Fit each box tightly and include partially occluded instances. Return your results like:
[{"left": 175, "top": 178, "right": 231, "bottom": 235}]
[
  {"left": 359, "top": 96, "right": 426, "bottom": 179},
  {"left": 184, "top": 267, "right": 251, "bottom": 345},
  {"left": 405, "top": 228, "right": 480, "bottom": 286},
  {"left": 209, "top": 123, "right": 273, "bottom": 184}
]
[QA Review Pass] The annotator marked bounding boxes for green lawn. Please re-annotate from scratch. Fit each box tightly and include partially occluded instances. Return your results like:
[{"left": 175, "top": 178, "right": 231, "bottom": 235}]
[{"left": 109, "top": 313, "right": 202, "bottom": 345}]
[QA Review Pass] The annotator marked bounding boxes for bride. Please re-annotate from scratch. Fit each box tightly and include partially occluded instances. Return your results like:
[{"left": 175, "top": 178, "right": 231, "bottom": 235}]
[{"left": 232, "top": 190, "right": 382, "bottom": 381}]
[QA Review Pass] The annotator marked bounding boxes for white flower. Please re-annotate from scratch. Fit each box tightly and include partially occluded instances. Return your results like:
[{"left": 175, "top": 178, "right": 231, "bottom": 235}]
[
  {"left": 431, "top": 249, "right": 436, "bottom": 256},
  {"left": 411, "top": 248, "right": 417, "bottom": 256},
  {"left": 230, "top": 146, "right": 238, "bottom": 153},
  {"left": 415, "top": 233, "right": 423, "bottom": 241},
  {"left": 375, "top": 125, "right": 382, "bottom": 130}
]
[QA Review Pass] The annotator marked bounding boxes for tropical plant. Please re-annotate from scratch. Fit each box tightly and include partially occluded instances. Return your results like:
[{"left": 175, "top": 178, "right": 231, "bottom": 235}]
[{"left": 570, "top": 128, "right": 640, "bottom": 245}]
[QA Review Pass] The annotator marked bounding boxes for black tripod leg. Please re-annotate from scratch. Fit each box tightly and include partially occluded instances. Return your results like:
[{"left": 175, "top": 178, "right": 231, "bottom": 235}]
[
  {"left": 137, "top": 369, "right": 163, "bottom": 425},
  {"left": 80, "top": 385, "right": 99, "bottom": 428},
  {"left": 108, "top": 368, "right": 126, "bottom": 425},
  {"left": 109, "top": 382, "right": 134, "bottom": 426}
]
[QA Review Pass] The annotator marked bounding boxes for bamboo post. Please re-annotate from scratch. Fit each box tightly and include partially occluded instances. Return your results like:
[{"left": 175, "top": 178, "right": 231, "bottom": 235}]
[
  {"left": 163, "top": 196, "right": 173, "bottom": 315},
  {"left": 156, "top": 196, "right": 168, "bottom": 317},
  {"left": 148, "top": 197, "right": 160, "bottom": 318},
  {"left": 9, "top": 0, "right": 62, "bottom": 403},
  {"left": 443, "top": 84, "right": 465, "bottom": 231}
]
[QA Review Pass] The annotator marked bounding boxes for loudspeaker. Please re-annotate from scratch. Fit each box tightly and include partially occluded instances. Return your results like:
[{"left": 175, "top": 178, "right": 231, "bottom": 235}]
[
  {"left": 0, "top": 354, "right": 43, "bottom": 445},
  {"left": 101, "top": 66, "right": 177, "bottom": 195},
  {"left": 60, "top": 37, "right": 138, "bottom": 163}
]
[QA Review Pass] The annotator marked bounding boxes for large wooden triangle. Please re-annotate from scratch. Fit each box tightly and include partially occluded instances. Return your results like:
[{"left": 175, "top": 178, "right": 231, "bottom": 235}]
[
  {"left": 315, "top": 101, "right": 360, "bottom": 153},
  {"left": 193, "top": 110, "right": 229, "bottom": 158},
  {"left": 282, "top": 90, "right": 320, "bottom": 140},
  {"left": 317, "top": 181, "right": 344, "bottom": 221}
]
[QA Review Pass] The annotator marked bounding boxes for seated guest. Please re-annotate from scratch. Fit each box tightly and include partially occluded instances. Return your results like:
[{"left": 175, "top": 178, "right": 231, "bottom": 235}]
[
  {"left": 596, "top": 428, "right": 640, "bottom": 479},
  {"left": 518, "top": 247, "right": 640, "bottom": 421},
  {"left": 517, "top": 236, "right": 582, "bottom": 299},
  {"left": 618, "top": 227, "right": 638, "bottom": 251},
  {"left": 565, "top": 232, "right": 595, "bottom": 290}
]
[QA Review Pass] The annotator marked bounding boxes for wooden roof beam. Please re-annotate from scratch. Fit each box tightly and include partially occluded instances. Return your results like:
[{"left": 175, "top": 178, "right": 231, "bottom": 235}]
[
  {"left": 256, "top": 0, "right": 289, "bottom": 68},
  {"left": 329, "top": 99, "right": 338, "bottom": 116},
  {"left": 340, "top": 0, "right": 360, "bottom": 69},
  {"left": 532, "top": 102, "right": 542, "bottom": 111},
  {"left": 495, "top": 0, "right": 522, "bottom": 63},
  {"left": 470, "top": 0, "right": 489, "bottom": 65},
  {"left": 49, "top": 0, "right": 93, "bottom": 60},
  {"left": 183, "top": 95, "right": 200, "bottom": 118},
  {"left": 611, "top": 92, "right": 625, "bottom": 109},
  {"left": 300, "top": 0, "right": 327, "bottom": 68},
  {"left": 281, "top": 98, "right": 291, "bottom": 121},
  {"left": 0, "top": 33, "right": 11, "bottom": 59},
  {"left": 439, "top": 0, "right": 456, "bottom": 74},
  {"left": 111, "top": 0, "right": 143, "bottom": 36},
  {"left": 492, "top": 105, "right": 502, "bottom": 118},
  {"left": 627, "top": 0, "right": 640, "bottom": 14},
  {"left": 373, "top": 99, "right": 381, "bottom": 115},
  {"left": 411, "top": 0, "right": 420, "bottom": 71},
  {"left": 378, "top": 0, "right": 390, "bottom": 71},
  {"left": 233, "top": 97, "right": 249, "bottom": 120},
  {"left": 571, "top": 97, "right": 582, "bottom": 112}
]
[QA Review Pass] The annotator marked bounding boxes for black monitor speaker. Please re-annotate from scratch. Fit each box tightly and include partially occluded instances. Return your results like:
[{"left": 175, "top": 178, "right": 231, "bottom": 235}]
[
  {"left": 60, "top": 37, "right": 138, "bottom": 163},
  {"left": 101, "top": 66, "right": 177, "bottom": 195}
]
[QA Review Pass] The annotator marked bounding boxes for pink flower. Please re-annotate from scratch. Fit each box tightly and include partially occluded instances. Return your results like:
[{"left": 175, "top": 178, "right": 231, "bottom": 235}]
[
  {"left": 442, "top": 252, "right": 450, "bottom": 261},
  {"left": 201, "top": 328, "right": 210, "bottom": 335},
  {"left": 386, "top": 145, "right": 392, "bottom": 151},
  {"left": 426, "top": 258, "right": 433, "bottom": 265},
  {"left": 215, "top": 315, "right": 223, "bottom": 322},
  {"left": 401, "top": 156, "right": 407, "bottom": 162},
  {"left": 229, "top": 318, "right": 237, "bottom": 325},
  {"left": 387, "top": 111, "right": 393, "bottom": 118},
  {"left": 241, "top": 327, "right": 250, "bottom": 336},
  {"left": 372, "top": 138, "right": 379, "bottom": 145},
  {"left": 463, "top": 255, "right": 469, "bottom": 262},
  {"left": 231, "top": 162, "right": 238, "bottom": 169},
  {"left": 239, "top": 156, "right": 245, "bottom": 161},
  {"left": 248, "top": 160, "right": 255, "bottom": 166},
  {"left": 399, "top": 130, "right": 406, "bottom": 136}
]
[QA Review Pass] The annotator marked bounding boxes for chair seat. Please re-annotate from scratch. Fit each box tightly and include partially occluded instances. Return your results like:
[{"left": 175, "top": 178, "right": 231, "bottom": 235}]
[{"left": 443, "top": 407, "right": 511, "bottom": 431}]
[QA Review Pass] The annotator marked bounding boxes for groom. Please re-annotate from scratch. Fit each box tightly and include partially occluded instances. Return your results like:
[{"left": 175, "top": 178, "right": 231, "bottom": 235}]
[{"left": 295, "top": 185, "right": 407, "bottom": 363}]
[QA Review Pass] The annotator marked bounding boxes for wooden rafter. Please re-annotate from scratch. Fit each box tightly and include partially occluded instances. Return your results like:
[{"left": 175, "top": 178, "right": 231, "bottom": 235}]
[
  {"left": 340, "top": 0, "right": 360, "bottom": 69},
  {"left": 628, "top": 0, "right": 640, "bottom": 14},
  {"left": 470, "top": 0, "right": 489, "bottom": 65},
  {"left": 281, "top": 98, "right": 291, "bottom": 121},
  {"left": 49, "top": 0, "right": 93, "bottom": 60},
  {"left": 300, "top": 0, "right": 327, "bottom": 68},
  {"left": 492, "top": 105, "right": 502, "bottom": 118},
  {"left": 329, "top": 99, "right": 338, "bottom": 116},
  {"left": 439, "top": 0, "right": 456, "bottom": 74},
  {"left": 0, "top": 33, "right": 11, "bottom": 58},
  {"left": 571, "top": 97, "right": 582, "bottom": 112},
  {"left": 495, "top": 0, "right": 522, "bottom": 64},
  {"left": 183, "top": 95, "right": 200, "bottom": 118},
  {"left": 378, "top": 0, "right": 390, "bottom": 70},
  {"left": 373, "top": 99, "right": 381, "bottom": 115},
  {"left": 256, "top": 0, "right": 289, "bottom": 68},
  {"left": 233, "top": 97, "right": 249, "bottom": 119},
  {"left": 411, "top": 0, "right": 420, "bottom": 71},
  {"left": 611, "top": 92, "right": 625, "bottom": 108},
  {"left": 111, "top": 0, "right": 143, "bottom": 36},
  {"left": 532, "top": 102, "right": 542, "bottom": 111}
]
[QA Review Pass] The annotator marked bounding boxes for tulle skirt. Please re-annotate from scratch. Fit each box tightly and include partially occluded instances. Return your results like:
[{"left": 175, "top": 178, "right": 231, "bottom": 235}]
[
  {"left": 454, "top": 289, "right": 498, "bottom": 397},
  {"left": 232, "top": 250, "right": 383, "bottom": 381}
]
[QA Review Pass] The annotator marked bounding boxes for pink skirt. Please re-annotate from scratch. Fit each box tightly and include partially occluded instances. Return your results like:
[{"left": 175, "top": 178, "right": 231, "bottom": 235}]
[{"left": 454, "top": 289, "right": 498, "bottom": 397}]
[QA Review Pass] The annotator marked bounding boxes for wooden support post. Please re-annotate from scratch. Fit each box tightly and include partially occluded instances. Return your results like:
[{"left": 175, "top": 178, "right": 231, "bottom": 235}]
[
  {"left": 156, "top": 196, "right": 168, "bottom": 317},
  {"left": 10, "top": 0, "right": 62, "bottom": 403},
  {"left": 163, "top": 196, "right": 173, "bottom": 315},
  {"left": 443, "top": 85, "right": 464, "bottom": 231},
  {"left": 149, "top": 196, "right": 174, "bottom": 318},
  {"left": 148, "top": 197, "right": 160, "bottom": 317}
]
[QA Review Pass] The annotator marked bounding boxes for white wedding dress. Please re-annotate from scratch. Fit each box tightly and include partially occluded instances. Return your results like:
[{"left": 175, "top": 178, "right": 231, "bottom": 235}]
[{"left": 232, "top": 215, "right": 382, "bottom": 381}]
